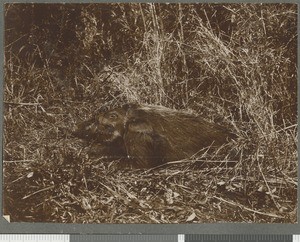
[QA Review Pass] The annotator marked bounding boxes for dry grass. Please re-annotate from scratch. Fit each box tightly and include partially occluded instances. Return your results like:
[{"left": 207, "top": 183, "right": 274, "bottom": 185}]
[{"left": 3, "top": 3, "right": 297, "bottom": 223}]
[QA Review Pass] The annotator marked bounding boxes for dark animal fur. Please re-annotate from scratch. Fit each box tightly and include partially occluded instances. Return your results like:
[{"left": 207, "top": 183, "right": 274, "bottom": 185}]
[{"left": 73, "top": 103, "right": 235, "bottom": 168}]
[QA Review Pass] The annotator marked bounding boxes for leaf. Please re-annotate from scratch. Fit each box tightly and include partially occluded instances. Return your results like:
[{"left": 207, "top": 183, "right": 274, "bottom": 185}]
[
  {"left": 225, "top": 185, "right": 236, "bottom": 191},
  {"left": 279, "top": 206, "right": 288, "bottom": 213},
  {"left": 165, "top": 188, "right": 173, "bottom": 205},
  {"left": 27, "top": 172, "right": 34, "bottom": 178},
  {"left": 233, "top": 183, "right": 243, "bottom": 189},
  {"left": 139, "top": 200, "right": 151, "bottom": 209},
  {"left": 258, "top": 185, "right": 265, "bottom": 192},
  {"left": 186, "top": 211, "right": 196, "bottom": 222},
  {"left": 173, "top": 192, "right": 180, "bottom": 198},
  {"left": 198, "top": 197, "right": 208, "bottom": 205},
  {"left": 82, "top": 197, "right": 91, "bottom": 210}
]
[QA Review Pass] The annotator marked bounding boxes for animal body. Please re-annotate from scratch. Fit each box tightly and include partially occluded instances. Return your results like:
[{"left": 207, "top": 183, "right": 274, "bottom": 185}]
[{"left": 73, "top": 103, "right": 234, "bottom": 168}]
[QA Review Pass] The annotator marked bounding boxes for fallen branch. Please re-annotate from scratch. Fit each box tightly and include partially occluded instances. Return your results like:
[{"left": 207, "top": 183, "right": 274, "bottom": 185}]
[
  {"left": 213, "top": 196, "right": 284, "bottom": 219},
  {"left": 22, "top": 185, "right": 55, "bottom": 200}
]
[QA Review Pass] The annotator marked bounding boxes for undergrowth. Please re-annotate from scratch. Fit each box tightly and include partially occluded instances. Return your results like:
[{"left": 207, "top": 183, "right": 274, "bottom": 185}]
[{"left": 3, "top": 3, "right": 297, "bottom": 223}]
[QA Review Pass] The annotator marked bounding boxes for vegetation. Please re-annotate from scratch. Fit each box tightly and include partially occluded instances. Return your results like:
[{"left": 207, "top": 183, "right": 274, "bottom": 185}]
[{"left": 3, "top": 3, "right": 297, "bottom": 223}]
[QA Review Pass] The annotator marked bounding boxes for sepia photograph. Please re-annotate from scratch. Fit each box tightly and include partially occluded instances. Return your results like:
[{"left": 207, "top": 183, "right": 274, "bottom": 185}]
[{"left": 3, "top": 3, "right": 297, "bottom": 223}]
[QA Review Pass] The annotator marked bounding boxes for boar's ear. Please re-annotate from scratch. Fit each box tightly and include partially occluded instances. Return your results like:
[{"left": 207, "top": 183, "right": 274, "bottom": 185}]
[
  {"left": 122, "top": 102, "right": 140, "bottom": 112},
  {"left": 127, "top": 119, "right": 153, "bottom": 133}
]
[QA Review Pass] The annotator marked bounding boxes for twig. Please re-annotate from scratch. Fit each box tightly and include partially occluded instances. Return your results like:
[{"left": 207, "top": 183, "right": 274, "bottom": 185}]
[
  {"left": 229, "top": 175, "right": 297, "bottom": 187},
  {"left": 258, "top": 162, "right": 281, "bottom": 210},
  {"left": 213, "top": 196, "right": 284, "bottom": 219},
  {"left": 98, "top": 181, "right": 130, "bottom": 204},
  {"left": 83, "top": 63, "right": 94, "bottom": 76},
  {"left": 22, "top": 185, "right": 55, "bottom": 200},
  {"left": 279, "top": 172, "right": 298, "bottom": 186},
  {"left": 3, "top": 159, "right": 34, "bottom": 163},
  {"left": 276, "top": 124, "right": 297, "bottom": 133},
  {"left": 143, "top": 159, "right": 237, "bottom": 174},
  {"left": 141, "top": 158, "right": 192, "bottom": 173},
  {"left": 203, "top": 9, "right": 212, "bottom": 30},
  {"left": 5, "top": 33, "right": 27, "bottom": 48},
  {"left": 10, "top": 174, "right": 29, "bottom": 184},
  {"left": 139, "top": 3, "right": 147, "bottom": 32},
  {"left": 4, "top": 101, "right": 41, "bottom": 106}
]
